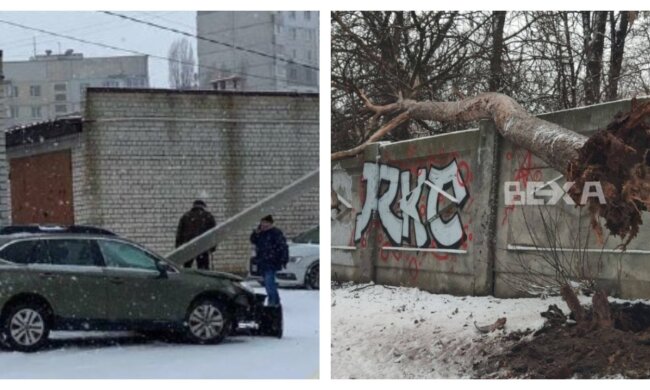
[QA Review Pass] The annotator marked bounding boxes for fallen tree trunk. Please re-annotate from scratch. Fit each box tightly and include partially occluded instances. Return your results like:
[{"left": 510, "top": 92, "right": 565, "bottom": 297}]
[
  {"left": 332, "top": 92, "right": 649, "bottom": 246},
  {"left": 331, "top": 92, "right": 587, "bottom": 172}
]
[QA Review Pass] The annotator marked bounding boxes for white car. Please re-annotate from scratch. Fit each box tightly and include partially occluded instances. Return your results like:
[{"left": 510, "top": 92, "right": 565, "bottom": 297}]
[{"left": 249, "top": 226, "right": 319, "bottom": 290}]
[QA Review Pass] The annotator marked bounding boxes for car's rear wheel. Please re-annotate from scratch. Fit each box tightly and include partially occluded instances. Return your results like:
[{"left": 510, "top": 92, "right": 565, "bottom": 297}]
[
  {"left": 305, "top": 262, "right": 319, "bottom": 290},
  {"left": 2, "top": 302, "right": 50, "bottom": 352},
  {"left": 184, "top": 299, "right": 230, "bottom": 344}
]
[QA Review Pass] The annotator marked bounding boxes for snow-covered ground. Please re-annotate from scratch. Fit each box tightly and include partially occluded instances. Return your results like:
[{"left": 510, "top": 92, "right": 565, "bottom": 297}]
[
  {"left": 331, "top": 283, "right": 584, "bottom": 379},
  {"left": 0, "top": 287, "right": 319, "bottom": 379}
]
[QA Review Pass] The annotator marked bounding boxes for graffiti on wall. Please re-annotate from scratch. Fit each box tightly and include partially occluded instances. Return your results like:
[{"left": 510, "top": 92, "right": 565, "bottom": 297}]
[{"left": 354, "top": 157, "right": 472, "bottom": 250}]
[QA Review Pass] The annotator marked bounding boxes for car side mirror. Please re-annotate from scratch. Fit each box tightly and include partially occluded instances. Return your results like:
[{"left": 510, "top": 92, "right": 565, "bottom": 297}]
[{"left": 156, "top": 260, "right": 169, "bottom": 279}]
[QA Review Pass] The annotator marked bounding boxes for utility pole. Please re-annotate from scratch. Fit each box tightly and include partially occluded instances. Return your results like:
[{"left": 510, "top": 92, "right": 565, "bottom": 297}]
[{"left": 166, "top": 169, "right": 318, "bottom": 266}]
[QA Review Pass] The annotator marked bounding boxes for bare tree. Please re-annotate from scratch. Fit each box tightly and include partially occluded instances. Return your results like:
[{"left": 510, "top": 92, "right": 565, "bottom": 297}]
[
  {"left": 489, "top": 11, "right": 506, "bottom": 92},
  {"left": 607, "top": 12, "right": 637, "bottom": 100},
  {"left": 582, "top": 11, "right": 608, "bottom": 105},
  {"left": 168, "top": 38, "right": 196, "bottom": 90},
  {"left": 331, "top": 11, "right": 493, "bottom": 150}
]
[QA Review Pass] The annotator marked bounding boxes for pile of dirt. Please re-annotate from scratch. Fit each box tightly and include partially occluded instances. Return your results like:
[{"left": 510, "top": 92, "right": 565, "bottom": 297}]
[
  {"left": 477, "top": 302, "right": 650, "bottom": 378},
  {"left": 567, "top": 98, "right": 650, "bottom": 247}
]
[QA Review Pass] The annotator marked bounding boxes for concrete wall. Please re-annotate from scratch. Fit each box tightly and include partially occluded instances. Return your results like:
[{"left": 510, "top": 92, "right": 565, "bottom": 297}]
[
  {"left": 77, "top": 88, "right": 319, "bottom": 273},
  {"left": 332, "top": 98, "right": 650, "bottom": 299},
  {"left": 332, "top": 126, "right": 499, "bottom": 295}
]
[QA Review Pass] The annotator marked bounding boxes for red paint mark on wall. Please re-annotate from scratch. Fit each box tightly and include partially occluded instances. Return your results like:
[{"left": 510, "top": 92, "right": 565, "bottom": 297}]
[{"left": 501, "top": 149, "right": 544, "bottom": 225}]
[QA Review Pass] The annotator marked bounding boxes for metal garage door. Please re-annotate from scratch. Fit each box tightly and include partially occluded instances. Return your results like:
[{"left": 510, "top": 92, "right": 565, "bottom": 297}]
[{"left": 10, "top": 150, "right": 74, "bottom": 225}]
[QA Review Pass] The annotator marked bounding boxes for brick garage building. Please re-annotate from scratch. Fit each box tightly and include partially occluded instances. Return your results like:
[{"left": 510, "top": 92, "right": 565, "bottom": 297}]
[{"left": 5, "top": 88, "right": 319, "bottom": 273}]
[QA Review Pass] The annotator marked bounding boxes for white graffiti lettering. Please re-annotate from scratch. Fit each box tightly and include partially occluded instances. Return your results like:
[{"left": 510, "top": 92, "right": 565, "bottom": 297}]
[
  {"left": 426, "top": 161, "right": 469, "bottom": 248},
  {"left": 355, "top": 160, "right": 470, "bottom": 249},
  {"left": 377, "top": 164, "right": 402, "bottom": 244},
  {"left": 354, "top": 162, "right": 380, "bottom": 242},
  {"left": 400, "top": 169, "right": 428, "bottom": 247}
]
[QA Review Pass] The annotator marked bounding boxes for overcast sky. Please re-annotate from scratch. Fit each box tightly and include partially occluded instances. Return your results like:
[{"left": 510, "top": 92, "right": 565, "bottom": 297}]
[{"left": 0, "top": 11, "right": 196, "bottom": 88}]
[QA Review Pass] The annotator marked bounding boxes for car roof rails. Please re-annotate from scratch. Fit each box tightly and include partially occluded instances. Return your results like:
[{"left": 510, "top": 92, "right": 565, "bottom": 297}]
[{"left": 0, "top": 225, "right": 117, "bottom": 236}]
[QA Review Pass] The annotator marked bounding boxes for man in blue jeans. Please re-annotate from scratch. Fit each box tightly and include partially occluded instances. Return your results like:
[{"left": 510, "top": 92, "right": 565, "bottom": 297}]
[{"left": 250, "top": 215, "right": 288, "bottom": 307}]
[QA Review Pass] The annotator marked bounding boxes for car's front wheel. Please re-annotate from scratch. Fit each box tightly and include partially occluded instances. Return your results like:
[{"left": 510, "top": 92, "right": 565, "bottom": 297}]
[
  {"left": 2, "top": 302, "right": 50, "bottom": 352},
  {"left": 184, "top": 298, "right": 230, "bottom": 344},
  {"left": 305, "top": 262, "right": 319, "bottom": 290}
]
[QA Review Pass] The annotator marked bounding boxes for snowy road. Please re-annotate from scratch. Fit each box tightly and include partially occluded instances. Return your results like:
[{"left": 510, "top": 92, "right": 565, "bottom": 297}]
[{"left": 0, "top": 288, "right": 319, "bottom": 379}]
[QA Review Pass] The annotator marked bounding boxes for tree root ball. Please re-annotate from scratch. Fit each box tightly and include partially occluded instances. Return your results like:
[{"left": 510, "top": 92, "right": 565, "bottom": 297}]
[{"left": 567, "top": 98, "right": 650, "bottom": 247}]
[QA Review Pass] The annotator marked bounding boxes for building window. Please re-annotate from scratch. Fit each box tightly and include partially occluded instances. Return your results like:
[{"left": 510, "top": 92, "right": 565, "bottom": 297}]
[
  {"left": 289, "top": 68, "right": 298, "bottom": 81},
  {"left": 31, "top": 106, "right": 42, "bottom": 118},
  {"left": 307, "top": 69, "right": 317, "bottom": 83},
  {"left": 292, "top": 49, "right": 297, "bottom": 59},
  {"left": 291, "top": 28, "right": 297, "bottom": 40},
  {"left": 9, "top": 106, "right": 20, "bottom": 118},
  {"left": 29, "top": 85, "right": 41, "bottom": 97},
  {"left": 219, "top": 81, "right": 226, "bottom": 90},
  {"left": 307, "top": 50, "right": 312, "bottom": 61},
  {"left": 7, "top": 86, "right": 19, "bottom": 97},
  {"left": 54, "top": 83, "right": 67, "bottom": 92},
  {"left": 126, "top": 78, "right": 144, "bottom": 88},
  {"left": 55, "top": 105, "right": 67, "bottom": 113},
  {"left": 102, "top": 80, "right": 119, "bottom": 88},
  {"left": 55, "top": 94, "right": 67, "bottom": 102},
  {"left": 304, "top": 11, "right": 311, "bottom": 20},
  {"left": 289, "top": 11, "right": 296, "bottom": 20}
]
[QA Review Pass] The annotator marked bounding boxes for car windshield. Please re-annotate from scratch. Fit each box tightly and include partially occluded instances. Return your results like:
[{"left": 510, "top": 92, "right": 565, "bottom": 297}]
[{"left": 292, "top": 226, "right": 319, "bottom": 244}]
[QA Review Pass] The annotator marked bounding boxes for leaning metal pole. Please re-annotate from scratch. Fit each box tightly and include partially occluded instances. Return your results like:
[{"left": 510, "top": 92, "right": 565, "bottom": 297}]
[{"left": 165, "top": 169, "right": 319, "bottom": 266}]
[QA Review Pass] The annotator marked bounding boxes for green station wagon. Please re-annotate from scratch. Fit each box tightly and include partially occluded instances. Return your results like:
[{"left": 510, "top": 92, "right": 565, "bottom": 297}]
[{"left": 0, "top": 226, "right": 282, "bottom": 352}]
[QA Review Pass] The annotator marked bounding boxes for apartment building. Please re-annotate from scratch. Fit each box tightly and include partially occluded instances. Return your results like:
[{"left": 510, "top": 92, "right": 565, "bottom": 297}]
[
  {"left": 2, "top": 50, "right": 148, "bottom": 127},
  {"left": 197, "top": 11, "right": 319, "bottom": 93}
]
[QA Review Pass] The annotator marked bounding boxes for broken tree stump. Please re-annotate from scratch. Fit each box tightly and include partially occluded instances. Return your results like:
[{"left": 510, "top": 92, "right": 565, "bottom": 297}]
[
  {"left": 592, "top": 290, "right": 613, "bottom": 328},
  {"left": 560, "top": 284, "right": 586, "bottom": 322}
]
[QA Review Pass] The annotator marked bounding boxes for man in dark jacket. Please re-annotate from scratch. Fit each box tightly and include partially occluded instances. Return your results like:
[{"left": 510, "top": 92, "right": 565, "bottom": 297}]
[
  {"left": 250, "top": 215, "right": 288, "bottom": 307},
  {"left": 176, "top": 200, "right": 217, "bottom": 269}
]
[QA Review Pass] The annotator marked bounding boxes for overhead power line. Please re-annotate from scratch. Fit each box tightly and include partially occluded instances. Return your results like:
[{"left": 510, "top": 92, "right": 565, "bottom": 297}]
[
  {"left": 136, "top": 12, "right": 274, "bottom": 36},
  {"left": 0, "top": 18, "right": 301, "bottom": 85},
  {"left": 100, "top": 11, "right": 319, "bottom": 72},
  {"left": 0, "top": 16, "right": 130, "bottom": 50},
  {"left": 134, "top": 11, "right": 197, "bottom": 31}
]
